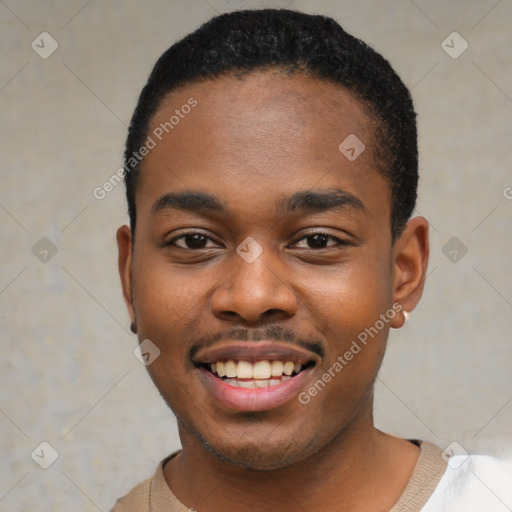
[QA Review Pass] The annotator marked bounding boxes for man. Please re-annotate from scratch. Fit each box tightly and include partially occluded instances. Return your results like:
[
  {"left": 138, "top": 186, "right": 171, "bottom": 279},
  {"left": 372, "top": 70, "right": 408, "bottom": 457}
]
[{"left": 111, "top": 8, "right": 503, "bottom": 512}]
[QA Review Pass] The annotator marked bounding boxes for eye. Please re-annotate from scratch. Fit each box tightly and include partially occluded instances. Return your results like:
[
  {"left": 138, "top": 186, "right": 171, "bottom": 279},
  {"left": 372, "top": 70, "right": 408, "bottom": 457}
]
[
  {"left": 292, "top": 233, "right": 347, "bottom": 249},
  {"left": 167, "top": 232, "right": 219, "bottom": 250}
]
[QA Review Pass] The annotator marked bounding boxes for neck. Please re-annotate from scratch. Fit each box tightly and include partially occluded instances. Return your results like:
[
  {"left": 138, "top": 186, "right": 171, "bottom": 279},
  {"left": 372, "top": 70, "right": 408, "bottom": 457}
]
[{"left": 164, "top": 410, "right": 420, "bottom": 512}]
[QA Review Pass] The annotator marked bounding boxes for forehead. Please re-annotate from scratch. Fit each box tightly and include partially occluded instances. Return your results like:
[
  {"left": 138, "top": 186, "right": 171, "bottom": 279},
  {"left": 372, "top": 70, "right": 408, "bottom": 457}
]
[
  {"left": 150, "top": 70, "right": 372, "bottom": 158},
  {"left": 137, "top": 71, "right": 389, "bottom": 226}
]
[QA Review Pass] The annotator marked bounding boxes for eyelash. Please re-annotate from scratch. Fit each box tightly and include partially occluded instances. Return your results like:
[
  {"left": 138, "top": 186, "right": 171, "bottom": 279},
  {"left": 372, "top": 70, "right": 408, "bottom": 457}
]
[{"left": 166, "top": 232, "right": 348, "bottom": 250}]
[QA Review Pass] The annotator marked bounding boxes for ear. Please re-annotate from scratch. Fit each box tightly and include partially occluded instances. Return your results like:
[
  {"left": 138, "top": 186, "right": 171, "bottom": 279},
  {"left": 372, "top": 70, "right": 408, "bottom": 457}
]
[
  {"left": 116, "top": 225, "right": 135, "bottom": 324},
  {"left": 390, "top": 216, "right": 429, "bottom": 328}
]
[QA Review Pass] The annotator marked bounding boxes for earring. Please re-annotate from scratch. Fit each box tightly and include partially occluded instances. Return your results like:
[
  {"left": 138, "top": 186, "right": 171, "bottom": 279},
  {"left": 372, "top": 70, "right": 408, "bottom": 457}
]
[
  {"left": 130, "top": 322, "right": 138, "bottom": 334},
  {"left": 403, "top": 311, "right": 410, "bottom": 323}
]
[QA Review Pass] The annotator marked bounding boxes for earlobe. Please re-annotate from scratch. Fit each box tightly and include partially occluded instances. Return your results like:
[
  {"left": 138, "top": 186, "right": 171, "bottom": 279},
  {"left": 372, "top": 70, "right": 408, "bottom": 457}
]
[
  {"left": 390, "top": 217, "right": 429, "bottom": 329},
  {"left": 116, "top": 225, "right": 136, "bottom": 325}
]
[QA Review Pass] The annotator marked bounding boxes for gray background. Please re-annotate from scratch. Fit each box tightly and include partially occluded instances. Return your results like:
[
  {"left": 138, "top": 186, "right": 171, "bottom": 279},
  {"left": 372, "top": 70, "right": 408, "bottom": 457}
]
[{"left": 1, "top": 0, "right": 511, "bottom": 510}]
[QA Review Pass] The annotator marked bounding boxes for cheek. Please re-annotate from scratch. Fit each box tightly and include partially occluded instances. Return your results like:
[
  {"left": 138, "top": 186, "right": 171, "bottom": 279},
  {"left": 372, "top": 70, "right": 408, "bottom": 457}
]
[
  {"left": 301, "top": 252, "right": 392, "bottom": 334},
  {"left": 299, "top": 252, "right": 391, "bottom": 391},
  {"left": 131, "top": 258, "right": 205, "bottom": 334},
  {"left": 132, "top": 263, "right": 203, "bottom": 404}
]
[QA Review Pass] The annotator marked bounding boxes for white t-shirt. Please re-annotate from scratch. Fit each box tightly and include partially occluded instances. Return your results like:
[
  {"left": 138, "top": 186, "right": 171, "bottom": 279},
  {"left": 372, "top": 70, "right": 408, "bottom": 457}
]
[{"left": 423, "top": 452, "right": 512, "bottom": 511}]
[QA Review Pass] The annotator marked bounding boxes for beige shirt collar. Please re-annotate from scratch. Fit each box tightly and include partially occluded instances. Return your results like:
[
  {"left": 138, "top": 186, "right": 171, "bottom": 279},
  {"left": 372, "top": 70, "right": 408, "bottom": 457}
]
[{"left": 112, "top": 440, "right": 447, "bottom": 512}]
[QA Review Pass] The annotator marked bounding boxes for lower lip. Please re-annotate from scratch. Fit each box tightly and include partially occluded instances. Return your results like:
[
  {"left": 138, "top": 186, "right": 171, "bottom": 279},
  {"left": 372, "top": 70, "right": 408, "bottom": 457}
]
[{"left": 198, "top": 367, "right": 312, "bottom": 412}]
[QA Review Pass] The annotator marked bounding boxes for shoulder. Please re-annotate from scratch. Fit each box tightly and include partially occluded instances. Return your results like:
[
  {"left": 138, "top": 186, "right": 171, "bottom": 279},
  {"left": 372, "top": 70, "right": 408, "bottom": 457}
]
[
  {"left": 109, "top": 450, "right": 182, "bottom": 512},
  {"left": 109, "top": 478, "right": 151, "bottom": 512}
]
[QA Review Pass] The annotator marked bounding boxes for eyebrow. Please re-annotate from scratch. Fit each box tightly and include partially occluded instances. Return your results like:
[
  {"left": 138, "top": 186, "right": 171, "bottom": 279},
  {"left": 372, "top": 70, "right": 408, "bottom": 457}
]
[
  {"left": 152, "top": 191, "right": 227, "bottom": 214},
  {"left": 276, "top": 188, "right": 366, "bottom": 216},
  {"left": 151, "top": 188, "right": 366, "bottom": 217}
]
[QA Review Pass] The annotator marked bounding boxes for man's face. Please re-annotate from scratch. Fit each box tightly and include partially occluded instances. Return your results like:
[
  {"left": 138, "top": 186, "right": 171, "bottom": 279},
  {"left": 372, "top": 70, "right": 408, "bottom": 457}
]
[{"left": 121, "top": 72, "right": 401, "bottom": 469}]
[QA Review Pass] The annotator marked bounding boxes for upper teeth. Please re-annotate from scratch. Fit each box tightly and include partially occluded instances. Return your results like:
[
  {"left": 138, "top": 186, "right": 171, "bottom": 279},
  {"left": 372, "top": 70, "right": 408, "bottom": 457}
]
[{"left": 211, "top": 360, "right": 302, "bottom": 379}]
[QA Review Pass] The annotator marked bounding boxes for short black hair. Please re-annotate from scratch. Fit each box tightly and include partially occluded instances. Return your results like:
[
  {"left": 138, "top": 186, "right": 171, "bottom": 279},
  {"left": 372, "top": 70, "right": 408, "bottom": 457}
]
[{"left": 124, "top": 8, "right": 418, "bottom": 240}]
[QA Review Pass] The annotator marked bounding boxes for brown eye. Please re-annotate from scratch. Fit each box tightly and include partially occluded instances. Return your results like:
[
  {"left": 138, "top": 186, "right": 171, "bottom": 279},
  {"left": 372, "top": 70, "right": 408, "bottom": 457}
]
[
  {"left": 293, "top": 233, "right": 344, "bottom": 249},
  {"left": 169, "top": 233, "right": 217, "bottom": 249}
]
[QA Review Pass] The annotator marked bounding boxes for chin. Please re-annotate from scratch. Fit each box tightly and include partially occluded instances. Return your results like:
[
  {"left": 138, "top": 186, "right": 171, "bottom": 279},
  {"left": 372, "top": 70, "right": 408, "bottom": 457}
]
[
  {"left": 206, "top": 440, "right": 312, "bottom": 471},
  {"left": 185, "top": 417, "right": 320, "bottom": 471}
]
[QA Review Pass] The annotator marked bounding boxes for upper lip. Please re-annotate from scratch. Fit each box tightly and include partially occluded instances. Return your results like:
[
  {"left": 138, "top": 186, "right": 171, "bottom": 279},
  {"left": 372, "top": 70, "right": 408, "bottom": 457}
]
[{"left": 192, "top": 341, "right": 321, "bottom": 365}]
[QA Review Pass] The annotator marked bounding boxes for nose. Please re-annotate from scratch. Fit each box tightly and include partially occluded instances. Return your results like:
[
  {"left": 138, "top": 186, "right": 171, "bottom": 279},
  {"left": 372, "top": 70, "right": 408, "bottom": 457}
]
[{"left": 210, "top": 248, "right": 298, "bottom": 324}]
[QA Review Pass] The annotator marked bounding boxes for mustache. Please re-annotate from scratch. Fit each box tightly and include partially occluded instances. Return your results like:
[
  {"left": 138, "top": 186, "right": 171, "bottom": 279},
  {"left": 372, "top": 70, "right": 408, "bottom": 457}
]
[{"left": 189, "top": 324, "right": 324, "bottom": 360}]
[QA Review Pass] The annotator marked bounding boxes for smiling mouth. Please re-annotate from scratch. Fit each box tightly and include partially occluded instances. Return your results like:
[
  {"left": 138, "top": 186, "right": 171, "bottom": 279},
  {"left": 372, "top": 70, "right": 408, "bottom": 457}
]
[{"left": 199, "top": 359, "right": 316, "bottom": 389}]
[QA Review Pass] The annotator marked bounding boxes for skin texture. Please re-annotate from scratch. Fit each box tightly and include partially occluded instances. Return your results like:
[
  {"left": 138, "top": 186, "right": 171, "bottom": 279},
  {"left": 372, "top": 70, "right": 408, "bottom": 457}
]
[{"left": 117, "top": 71, "right": 429, "bottom": 511}]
